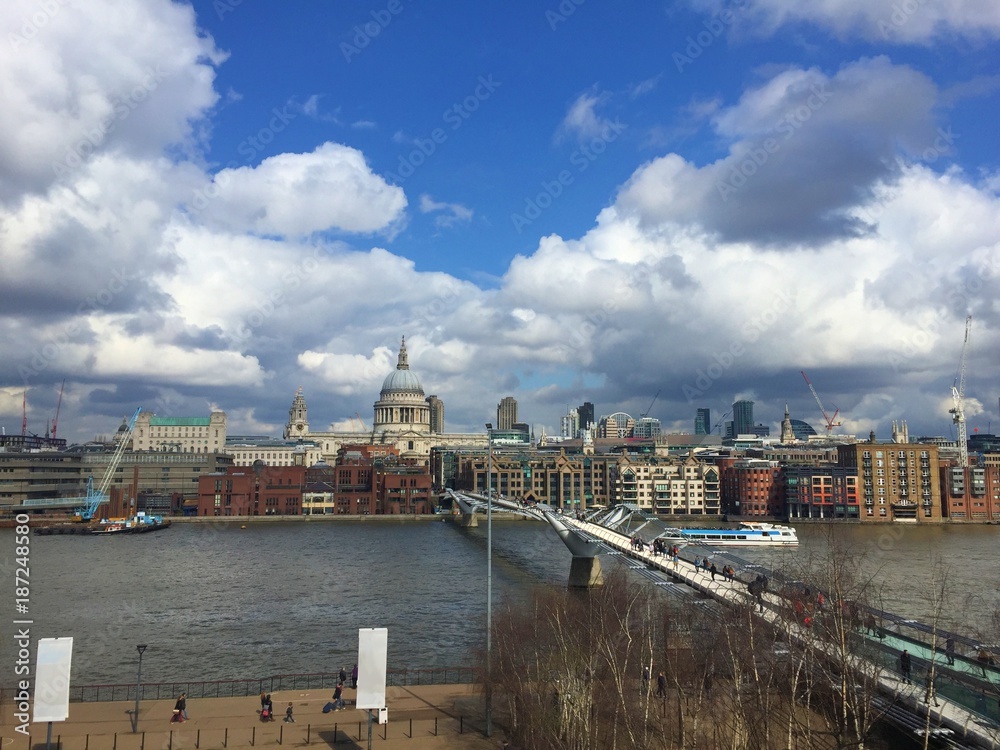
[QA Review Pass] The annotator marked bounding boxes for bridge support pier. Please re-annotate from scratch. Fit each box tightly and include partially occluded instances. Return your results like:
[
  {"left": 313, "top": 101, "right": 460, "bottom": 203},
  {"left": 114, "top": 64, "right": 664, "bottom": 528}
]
[
  {"left": 568, "top": 556, "right": 603, "bottom": 588},
  {"left": 459, "top": 512, "right": 478, "bottom": 527}
]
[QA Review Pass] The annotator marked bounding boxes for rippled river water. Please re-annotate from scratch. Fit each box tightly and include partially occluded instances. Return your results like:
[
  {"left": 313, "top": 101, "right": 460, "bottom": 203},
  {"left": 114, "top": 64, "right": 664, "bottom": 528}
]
[{"left": 3, "top": 519, "right": 998, "bottom": 686}]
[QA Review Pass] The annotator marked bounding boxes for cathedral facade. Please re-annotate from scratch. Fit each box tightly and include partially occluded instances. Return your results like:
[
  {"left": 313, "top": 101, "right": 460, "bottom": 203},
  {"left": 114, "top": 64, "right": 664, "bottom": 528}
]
[{"left": 284, "top": 337, "right": 488, "bottom": 463}]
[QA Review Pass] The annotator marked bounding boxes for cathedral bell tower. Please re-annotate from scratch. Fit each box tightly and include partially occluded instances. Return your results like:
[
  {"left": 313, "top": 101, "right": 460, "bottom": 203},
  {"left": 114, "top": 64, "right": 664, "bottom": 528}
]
[{"left": 283, "top": 387, "right": 310, "bottom": 439}]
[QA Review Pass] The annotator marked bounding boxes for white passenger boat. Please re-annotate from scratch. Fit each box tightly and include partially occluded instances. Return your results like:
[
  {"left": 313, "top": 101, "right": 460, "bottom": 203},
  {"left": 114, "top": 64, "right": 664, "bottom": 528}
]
[{"left": 658, "top": 522, "right": 798, "bottom": 547}]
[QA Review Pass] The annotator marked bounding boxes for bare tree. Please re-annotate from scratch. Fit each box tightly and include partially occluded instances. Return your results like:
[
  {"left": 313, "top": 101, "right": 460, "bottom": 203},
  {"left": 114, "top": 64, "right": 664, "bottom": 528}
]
[{"left": 487, "top": 531, "right": 928, "bottom": 749}]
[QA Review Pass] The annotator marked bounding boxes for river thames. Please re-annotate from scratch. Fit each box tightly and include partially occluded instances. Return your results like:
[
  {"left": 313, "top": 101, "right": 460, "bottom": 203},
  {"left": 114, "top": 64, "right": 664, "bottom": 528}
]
[{"left": 3, "top": 519, "right": 998, "bottom": 687}]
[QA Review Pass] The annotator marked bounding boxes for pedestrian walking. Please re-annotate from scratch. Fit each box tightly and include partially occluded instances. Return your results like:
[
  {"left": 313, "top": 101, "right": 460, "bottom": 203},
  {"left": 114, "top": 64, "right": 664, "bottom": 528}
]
[
  {"left": 656, "top": 671, "right": 666, "bottom": 698},
  {"left": 945, "top": 638, "right": 956, "bottom": 666},
  {"left": 351, "top": 663, "right": 359, "bottom": 689},
  {"left": 264, "top": 694, "right": 275, "bottom": 721},
  {"left": 641, "top": 665, "right": 650, "bottom": 694},
  {"left": 339, "top": 666, "right": 348, "bottom": 684},
  {"left": 900, "top": 650, "right": 912, "bottom": 684},
  {"left": 709, "top": 563, "right": 717, "bottom": 581},
  {"left": 284, "top": 702, "right": 295, "bottom": 722},
  {"left": 179, "top": 692, "right": 188, "bottom": 720},
  {"left": 170, "top": 694, "right": 186, "bottom": 723},
  {"left": 748, "top": 577, "right": 764, "bottom": 612},
  {"left": 333, "top": 682, "right": 345, "bottom": 710}
]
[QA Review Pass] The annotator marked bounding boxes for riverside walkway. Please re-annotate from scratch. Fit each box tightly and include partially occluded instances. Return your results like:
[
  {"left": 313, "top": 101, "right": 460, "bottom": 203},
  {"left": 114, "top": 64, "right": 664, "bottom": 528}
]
[{"left": 0, "top": 684, "right": 502, "bottom": 750}]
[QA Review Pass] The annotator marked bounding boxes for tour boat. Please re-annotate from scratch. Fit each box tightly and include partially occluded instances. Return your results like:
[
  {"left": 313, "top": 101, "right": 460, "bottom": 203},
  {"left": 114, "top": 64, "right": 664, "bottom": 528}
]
[{"left": 658, "top": 522, "right": 798, "bottom": 547}]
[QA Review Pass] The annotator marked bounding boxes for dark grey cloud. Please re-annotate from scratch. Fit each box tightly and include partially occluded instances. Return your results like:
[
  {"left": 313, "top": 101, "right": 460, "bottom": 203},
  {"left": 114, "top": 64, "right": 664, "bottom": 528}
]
[{"left": 616, "top": 58, "right": 941, "bottom": 245}]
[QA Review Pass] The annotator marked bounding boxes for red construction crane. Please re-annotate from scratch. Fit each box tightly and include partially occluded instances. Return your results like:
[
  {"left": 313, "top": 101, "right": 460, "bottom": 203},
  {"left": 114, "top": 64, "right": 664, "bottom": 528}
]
[
  {"left": 51, "top": 380, "right": 65, "bottom": 440},
  {"left": 801, "top": 371, "right": 842, "bottom": 435}
]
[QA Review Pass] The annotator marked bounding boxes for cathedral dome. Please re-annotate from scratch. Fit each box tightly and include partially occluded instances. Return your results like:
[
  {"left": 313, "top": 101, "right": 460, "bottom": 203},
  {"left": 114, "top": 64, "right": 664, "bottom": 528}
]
[
  {"left": 380, "top": 337, "right": 424, "bottom": 395},
  {"left": 381, "top": 368, "right": 423, "bottom": 394}
]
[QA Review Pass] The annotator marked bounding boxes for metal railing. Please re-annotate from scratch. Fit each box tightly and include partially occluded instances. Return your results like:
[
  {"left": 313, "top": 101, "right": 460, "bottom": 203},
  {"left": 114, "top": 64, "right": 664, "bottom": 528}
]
[{"left": 0, "top": 666, "right": 477, "bottom": 705}]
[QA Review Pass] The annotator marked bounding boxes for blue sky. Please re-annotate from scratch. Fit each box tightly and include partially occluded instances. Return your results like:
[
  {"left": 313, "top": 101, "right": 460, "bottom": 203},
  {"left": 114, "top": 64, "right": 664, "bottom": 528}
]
[{"left": 1, "top": 0, "right": 999, "bottom": 442}]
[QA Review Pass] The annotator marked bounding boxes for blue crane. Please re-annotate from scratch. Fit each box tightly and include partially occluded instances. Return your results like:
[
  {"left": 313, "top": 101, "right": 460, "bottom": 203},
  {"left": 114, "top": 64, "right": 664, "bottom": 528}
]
[{"left": 75, "top": 407, "right": 142, "bottom": 521}]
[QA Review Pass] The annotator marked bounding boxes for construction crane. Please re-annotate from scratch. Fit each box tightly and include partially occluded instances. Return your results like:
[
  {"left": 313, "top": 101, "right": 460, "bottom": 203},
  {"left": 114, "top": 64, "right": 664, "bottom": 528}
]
[
  {"left": 74, "top": 407, "right": 142, "bottom": 521},
  {"left": 801, "top": 371, "right": 842, "bottom": 436},
  {"left": 50, "top": 380, "right": 65, "bottom": 440},
  {"left": 949, "top": 315, "right": 972, "bottom": 468},
  {"left": 21, "top": 391, "right": 27, "bottom": 436},
  {"left": 712, "top": 410, "right": 731, "bottom": 436},
  {"left": 640, "top": 389, "right": 661, "bottom": 419},
  {"left": 354, "top": 412, "right": 367, "bottom": 432}
]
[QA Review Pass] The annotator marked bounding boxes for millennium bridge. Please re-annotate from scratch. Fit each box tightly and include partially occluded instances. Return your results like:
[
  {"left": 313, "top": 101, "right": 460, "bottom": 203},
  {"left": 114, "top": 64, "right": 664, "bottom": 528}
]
[{"left": 447, "top": 490, "right": 1000, "bottom": 750}]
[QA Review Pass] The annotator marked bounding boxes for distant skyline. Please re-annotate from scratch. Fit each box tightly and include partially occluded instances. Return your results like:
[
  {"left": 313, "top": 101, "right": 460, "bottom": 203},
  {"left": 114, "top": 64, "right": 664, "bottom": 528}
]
[{"left": 2, "top": 1, "right": 999, "bottom": 442}]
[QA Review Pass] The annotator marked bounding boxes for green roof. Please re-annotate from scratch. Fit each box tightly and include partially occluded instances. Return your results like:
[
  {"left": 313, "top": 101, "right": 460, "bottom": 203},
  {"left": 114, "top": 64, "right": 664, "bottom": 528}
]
[{"left": 149, "top": 417, "right": 211, "bottom": 426}]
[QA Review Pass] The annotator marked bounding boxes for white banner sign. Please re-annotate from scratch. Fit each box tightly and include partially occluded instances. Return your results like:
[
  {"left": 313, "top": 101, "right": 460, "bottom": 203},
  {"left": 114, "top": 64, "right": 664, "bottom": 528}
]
[{"left": 356, "top": 628, "right": 387, "bottom": 710}]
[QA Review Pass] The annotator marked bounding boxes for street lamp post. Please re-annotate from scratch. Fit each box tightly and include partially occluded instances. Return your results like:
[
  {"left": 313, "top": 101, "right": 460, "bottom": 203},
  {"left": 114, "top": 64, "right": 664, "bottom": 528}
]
[
  {"left": 133, "top": 644, "right": 147, "bottom": 733},
  {"left": 484, "top": 422, "right": 493, "bottom": 738}
]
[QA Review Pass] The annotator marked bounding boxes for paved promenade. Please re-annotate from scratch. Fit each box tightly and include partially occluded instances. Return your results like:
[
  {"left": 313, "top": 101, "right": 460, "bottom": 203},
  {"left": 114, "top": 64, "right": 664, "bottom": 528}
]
[{"left": 1, "top": 685, "right": 506, "bottom": 750}]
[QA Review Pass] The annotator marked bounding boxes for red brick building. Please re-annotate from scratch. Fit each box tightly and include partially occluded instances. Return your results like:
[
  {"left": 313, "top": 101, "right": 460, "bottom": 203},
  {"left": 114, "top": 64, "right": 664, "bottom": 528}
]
[
  {"left": 196, "top": 446, "right": 433, "bottom": 516},
  {"left": 337, "top": 444, "right": 433, "bottom": 515},
  {"left": 939, "top": 462, "right": 1000, "bottom": 521},
  {"left": 197, "top": 465, "right": 304, "bottom": 516},
  {"left": 379, "top": 467, "right": 432, "bottom": 514},
  {"left": 720, "top": 459, "right": 785, "bottom": 517},
  {"left": 784, "top": 466, "right": 859, "bottom": 519}
]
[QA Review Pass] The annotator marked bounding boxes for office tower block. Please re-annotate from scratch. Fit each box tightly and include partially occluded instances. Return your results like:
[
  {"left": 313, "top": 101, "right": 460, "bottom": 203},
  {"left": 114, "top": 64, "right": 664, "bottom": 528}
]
[{"left": 695, "top": 408, "right": 711, "bottom": 435}]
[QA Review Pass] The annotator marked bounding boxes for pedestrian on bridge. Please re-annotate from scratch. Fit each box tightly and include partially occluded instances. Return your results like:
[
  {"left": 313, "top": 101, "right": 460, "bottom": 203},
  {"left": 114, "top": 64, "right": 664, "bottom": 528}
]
[
  {"left": 641, "top": 666, "right": 650, "bottom": 694},
  {"left": 900, "top": 650, "right": 912, "bottom": 684},
  {"left": 945, "top": 638, "right": 955, "bottom": 666},
  {"left": 656, "top": 671, "right": 666, "bottom": 698},
  {"left": 748, "top": 577, "right": 765, "bottom": 613}
]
